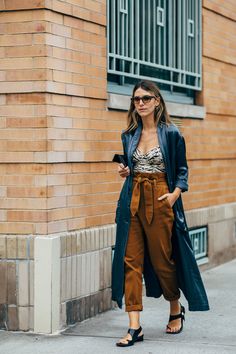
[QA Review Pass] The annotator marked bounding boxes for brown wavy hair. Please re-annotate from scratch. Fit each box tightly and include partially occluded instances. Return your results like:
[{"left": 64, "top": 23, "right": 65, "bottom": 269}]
[{"left": 124, "top": 80, "right": 171, "bottom": 133}]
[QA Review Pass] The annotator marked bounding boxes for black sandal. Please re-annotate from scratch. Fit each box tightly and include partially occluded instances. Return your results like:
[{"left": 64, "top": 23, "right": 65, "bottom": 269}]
[
  {"left": 116, "top": 326, "right": 144, "bottom": 347},
  {"left": 166, "top": 304, "right": 185, "bottom": 334}
]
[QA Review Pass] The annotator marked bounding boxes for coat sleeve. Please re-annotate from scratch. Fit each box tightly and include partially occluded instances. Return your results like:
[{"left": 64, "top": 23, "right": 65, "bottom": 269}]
[
  {"left": 120, "top": 132, "right": 128, "bottom": 165},
  {"left": 175, "top": 134, "right": 188, "bottom": 192},
  {"left": 115, "top": 132, "right": 127, "bottom": 224}
]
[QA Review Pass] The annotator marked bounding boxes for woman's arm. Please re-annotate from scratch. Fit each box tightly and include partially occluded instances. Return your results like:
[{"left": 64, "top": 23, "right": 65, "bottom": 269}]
[
  {"left": 175, "top": 135, "right": 188, "bottom": 193},
  {"left": 158, "top": 133, "right": 188, "bottom": 206},
  {"left": 172, "top": 186, "right": 182, "bottom": 198}
]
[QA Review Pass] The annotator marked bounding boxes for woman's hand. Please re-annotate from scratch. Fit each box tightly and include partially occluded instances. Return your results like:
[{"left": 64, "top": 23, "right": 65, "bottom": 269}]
[
  {"left": 118, "top": 163, "right": 130, "bottom": 178},
  {"left": 158, "top": 188, "right": 182, "bottom": 207},
  {"left": 158, "top": 193, "right": 177, "bottom": 207}
]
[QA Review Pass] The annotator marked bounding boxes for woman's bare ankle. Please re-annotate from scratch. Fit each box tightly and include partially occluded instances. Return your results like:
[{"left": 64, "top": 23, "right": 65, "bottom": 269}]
[
  {"left": 128, "top": 310, "right": 141, "bottom": 329},
  {"left": 170, "top": 299, "right": 181, "bottom": 315},
  {"left": 129, "top": 322, "right": 140, "bottom": 329}
]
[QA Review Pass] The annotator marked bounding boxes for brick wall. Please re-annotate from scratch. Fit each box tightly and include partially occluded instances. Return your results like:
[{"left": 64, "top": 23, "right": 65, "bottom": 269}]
[
  {"left": 0, "top": 0, "right": 236, "bottom": 332},
  {"left": 3, "top": 1, "right": 235, "bottom": 231},
  {"left": 0, "top": 0, "right": 120, "bottom": 331},
  {"left": 0, "top": 1, "right": 126, "bottom": 235},
  {"left": 181, "top": 1, "right": 236, "bottom": 210}
]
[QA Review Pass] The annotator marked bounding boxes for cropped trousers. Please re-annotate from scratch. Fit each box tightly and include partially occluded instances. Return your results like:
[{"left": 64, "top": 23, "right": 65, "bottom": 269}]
[{"left": 124, "top": 172, "right": 180, "bottom": 312}]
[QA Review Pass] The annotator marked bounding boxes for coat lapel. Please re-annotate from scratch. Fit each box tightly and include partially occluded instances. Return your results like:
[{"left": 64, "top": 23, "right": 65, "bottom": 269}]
[
  {"left": 157, "top": 124, "right": 172, "bottom": 189},
  {"left": 127, "top": 120, "right": 142, "bottom": 173}
]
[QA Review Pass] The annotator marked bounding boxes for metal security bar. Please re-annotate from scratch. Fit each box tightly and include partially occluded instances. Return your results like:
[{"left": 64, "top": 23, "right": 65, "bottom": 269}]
[
  {"left": 189, "top": 227, "right": 208, "bottom": 262},
  {"left": 107, "top": 0, "right": 202, "bottom": 91}
]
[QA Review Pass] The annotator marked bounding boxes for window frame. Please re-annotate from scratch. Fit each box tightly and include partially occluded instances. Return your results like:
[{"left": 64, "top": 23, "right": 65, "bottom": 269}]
[{"left": 107, "top": 0, "right": 203, "bottom": 107}]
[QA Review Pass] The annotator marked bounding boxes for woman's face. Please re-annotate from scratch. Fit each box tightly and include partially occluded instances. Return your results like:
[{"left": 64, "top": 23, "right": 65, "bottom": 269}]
[{"left": 133, "top": 88, "right": 160, "bottom": 119}]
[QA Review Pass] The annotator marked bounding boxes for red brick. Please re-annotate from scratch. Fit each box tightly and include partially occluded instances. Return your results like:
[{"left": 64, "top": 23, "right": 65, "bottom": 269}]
[
  {"left": 6, "top": 93, "right": 46, "bottom": 104},
  {"left": 0, "top": 34, "right": 33, "bottom": 46},
  {"left": 6, "top": 140, "right": 46, "bottom": 152},
  {"left": 7, "top": 210, "right": 47, "bottom": 222},
  {"left": 0, "top": 222, "right": 34, "bottom": 234},
  {"left": 6, "top": 69, "right": 47, "bottom": 82},
  {"left": 5, "top": 44, "right": 49, "bottom": 58},
  {"left": 203, "top": 0, "right": 236, "bottom": 21},
  {"left": 7, "top": 186, "right": 47, "bottom": 198},
  {"left": 4, "top": 0, "right": 45, "bottom": 10},
  {"left": 1, "top": 21, "right": 49, "bottom": 35}
]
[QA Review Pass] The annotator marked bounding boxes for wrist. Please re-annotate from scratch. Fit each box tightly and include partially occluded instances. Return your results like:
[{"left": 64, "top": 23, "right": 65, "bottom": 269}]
[{"left": 172, "top": 188, "right": 181, "bottom": 199}]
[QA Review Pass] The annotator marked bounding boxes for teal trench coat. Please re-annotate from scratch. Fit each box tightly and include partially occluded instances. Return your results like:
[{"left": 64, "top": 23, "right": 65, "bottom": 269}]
[{"left": 112, "top": 120, "right": 210, "bottom": 311}]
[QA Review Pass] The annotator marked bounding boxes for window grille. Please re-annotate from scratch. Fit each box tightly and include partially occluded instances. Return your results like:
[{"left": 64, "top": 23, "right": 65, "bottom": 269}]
[
  {"left": 189, "top": 227, "right": 208, "bottom": 263},
  {"left": 107, "top": 0, "right": 202, "bottom": 94}
]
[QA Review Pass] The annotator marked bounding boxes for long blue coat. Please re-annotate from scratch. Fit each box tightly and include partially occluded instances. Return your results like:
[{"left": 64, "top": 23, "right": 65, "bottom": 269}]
[{"left": 112, "top": 119, "right": 210, "bottom": 311}]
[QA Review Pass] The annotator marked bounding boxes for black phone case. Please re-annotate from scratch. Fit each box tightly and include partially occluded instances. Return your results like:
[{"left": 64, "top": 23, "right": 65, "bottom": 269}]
[{"left": 112, "top": 154, "right": 127, "bottom": 167}]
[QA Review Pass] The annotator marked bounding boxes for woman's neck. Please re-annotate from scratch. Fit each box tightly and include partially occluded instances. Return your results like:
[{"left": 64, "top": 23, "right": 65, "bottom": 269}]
[{"left": 141, "top": 115, "right": 156, "bottom": 132}]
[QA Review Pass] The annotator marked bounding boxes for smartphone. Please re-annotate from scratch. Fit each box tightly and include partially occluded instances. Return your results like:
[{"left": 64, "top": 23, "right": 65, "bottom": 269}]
[{"left": 112, "top": 154, "right": 127, "bottom": 167}]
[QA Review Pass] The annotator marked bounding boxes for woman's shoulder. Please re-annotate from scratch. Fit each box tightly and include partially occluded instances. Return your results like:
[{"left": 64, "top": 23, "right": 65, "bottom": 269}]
[
  {"left": 121, "top": 127, "right": 135, "bottom": 135},
  {"left": 121, "top": 123, "right": 182, "bottom": 137},
  {"left": 165, "top": 122, "right": 180, "bottom": 133},
  {"left": 121, "top": 128, "right": 135, "bottom": 140},
  {"left": 121, "top": 129, "right": 134, "bottom": 149},
  {"left": 161, "top": 122, "right": 182, "bottom": 138}
]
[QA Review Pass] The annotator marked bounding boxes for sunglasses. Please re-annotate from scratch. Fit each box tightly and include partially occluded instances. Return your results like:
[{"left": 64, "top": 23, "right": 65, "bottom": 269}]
[{"left": 131, "top": 95, "right": 156, "bottom": 104}]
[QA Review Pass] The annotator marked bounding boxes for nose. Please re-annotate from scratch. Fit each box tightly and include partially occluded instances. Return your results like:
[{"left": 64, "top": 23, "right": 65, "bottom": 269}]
[{"left": 138, "top": 99, "right": 145, "bottom": 106}]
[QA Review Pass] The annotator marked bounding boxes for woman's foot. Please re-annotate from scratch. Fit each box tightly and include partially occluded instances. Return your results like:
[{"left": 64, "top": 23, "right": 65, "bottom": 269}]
[
  {"left": 166, "top": 302, "right": 185, "bottom": 334},
  {"left": 116, "top": 327, "right": 144, "bottom": 347}
]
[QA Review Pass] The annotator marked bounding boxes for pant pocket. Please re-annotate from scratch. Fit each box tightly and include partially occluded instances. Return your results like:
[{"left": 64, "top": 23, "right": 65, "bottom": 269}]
[
  {"left": 155, "top": 184, "right": 174, "bottom": 219},
  {"left": 164, "top": 196, "right": 172, "bottom": 209},
  {"left": 156, "top": 183, "right": 169, "bottom": 201}
]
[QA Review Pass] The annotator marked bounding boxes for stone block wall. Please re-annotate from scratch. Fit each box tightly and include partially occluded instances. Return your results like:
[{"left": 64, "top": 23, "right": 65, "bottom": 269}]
[
  {"left": 60, "top": 225, "right": 115, "bottom": 328},
  {"left": 0, "top": 235, "right": 33, "bottom": 330},
  {"left": 0, "top": 224, "right": 115, "bottom": 332}
]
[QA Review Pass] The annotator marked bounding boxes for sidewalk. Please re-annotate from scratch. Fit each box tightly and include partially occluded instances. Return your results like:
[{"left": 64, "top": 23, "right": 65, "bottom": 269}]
[{"left": 0, "top": 259, "right": 236, "bottom": 354}]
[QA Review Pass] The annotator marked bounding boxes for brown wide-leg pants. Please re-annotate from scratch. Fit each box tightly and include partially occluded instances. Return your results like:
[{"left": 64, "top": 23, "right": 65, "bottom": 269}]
[{"left": 124, "top": 172, "right": 180, "bottom": 312}]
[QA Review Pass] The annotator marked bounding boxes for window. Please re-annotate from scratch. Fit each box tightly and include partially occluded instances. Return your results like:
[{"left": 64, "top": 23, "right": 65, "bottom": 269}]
[
  {"left": 189, "top": 227, "right": 208, "bottom": 265},
  {"left": 107, "top": 0, "right": 202, "bottom": 103}
]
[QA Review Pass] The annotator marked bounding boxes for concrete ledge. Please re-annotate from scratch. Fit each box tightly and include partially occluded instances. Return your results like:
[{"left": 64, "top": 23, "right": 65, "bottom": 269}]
[
  {"left": 34, "top": 236, "right": 60, "bottom": 334},
  {"left": 186, "top": 202, "right": 236, "bottom": 268},
  {"left": 107, "top": 93, "right": 206, "bottom": 119},
  {"left": 185, "top": 202, "right": 236, "bottom": 227}
]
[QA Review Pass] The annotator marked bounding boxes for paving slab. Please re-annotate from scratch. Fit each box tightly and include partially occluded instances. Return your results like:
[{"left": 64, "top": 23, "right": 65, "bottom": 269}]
[{"left": 0, "top": 259, "right": 236, "bottom": 354}]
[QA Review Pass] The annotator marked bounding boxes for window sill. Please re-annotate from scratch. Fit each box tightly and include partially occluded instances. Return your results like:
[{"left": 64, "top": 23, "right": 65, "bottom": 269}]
[{"left": 107, "top": 93, "right": 205, "bottom": 119}]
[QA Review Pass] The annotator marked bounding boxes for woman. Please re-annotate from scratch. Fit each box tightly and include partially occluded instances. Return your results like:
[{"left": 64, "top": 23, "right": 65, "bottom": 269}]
[{"left": 112, "top": 80, "right": 209, "bottom": 347}]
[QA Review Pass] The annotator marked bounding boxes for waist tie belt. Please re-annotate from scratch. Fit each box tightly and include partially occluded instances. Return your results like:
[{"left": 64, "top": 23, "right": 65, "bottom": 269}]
[{"left": 130, "top": 173, "right": 166, "bottom": 225}]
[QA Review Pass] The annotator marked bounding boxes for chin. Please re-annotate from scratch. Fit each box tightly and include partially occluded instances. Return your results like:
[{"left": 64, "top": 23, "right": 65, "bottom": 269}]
[{"left": 139, "top": 111, "right": 151, "bottom": 118}]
